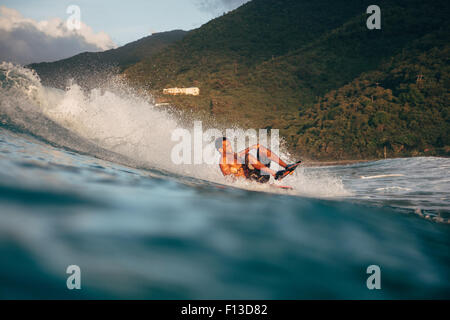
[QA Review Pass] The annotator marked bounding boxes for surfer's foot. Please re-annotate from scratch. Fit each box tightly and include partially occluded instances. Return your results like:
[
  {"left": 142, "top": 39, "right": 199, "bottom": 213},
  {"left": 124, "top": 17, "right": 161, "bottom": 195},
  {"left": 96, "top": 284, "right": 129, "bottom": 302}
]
[{"left": 274, "top": 161, "right": 302, "bottom": 180}]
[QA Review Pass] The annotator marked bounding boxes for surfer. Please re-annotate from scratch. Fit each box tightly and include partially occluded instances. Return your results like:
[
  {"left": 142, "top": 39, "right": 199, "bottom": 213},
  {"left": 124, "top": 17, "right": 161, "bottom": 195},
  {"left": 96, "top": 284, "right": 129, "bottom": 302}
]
[{"left": 215, "top": 137, "right": 301, "bottom": 183}]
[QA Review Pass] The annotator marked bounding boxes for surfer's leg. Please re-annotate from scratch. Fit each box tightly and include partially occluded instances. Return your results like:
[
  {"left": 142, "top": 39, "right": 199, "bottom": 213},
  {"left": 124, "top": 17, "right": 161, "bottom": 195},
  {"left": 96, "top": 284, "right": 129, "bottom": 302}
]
[
  {"left": 246, "top": 154, "right": 277, "bottom": 177},
  {"left": 256, "top": 146, "right": 287, "bottom": 168}
]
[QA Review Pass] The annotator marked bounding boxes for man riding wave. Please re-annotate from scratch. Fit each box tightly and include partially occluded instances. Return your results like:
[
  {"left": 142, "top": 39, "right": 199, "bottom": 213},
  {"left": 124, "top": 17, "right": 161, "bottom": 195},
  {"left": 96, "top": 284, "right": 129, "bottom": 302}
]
[{"left": 214, "top": 137, "right": 301, "bottom": 183}]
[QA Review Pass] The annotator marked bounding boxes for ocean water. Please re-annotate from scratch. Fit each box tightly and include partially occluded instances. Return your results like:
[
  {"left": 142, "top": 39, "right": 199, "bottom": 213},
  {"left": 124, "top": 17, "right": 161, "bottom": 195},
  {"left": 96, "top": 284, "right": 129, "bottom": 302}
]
[{"left": 0, "top": 62, "right": 449, "bottom": 299}]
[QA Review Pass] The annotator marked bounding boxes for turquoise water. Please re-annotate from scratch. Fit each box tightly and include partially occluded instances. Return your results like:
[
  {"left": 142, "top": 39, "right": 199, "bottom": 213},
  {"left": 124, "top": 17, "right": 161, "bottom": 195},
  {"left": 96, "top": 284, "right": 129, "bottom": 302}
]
[
  {"left": 0, "top": 63, "right": 449, "bottom": 299},
  {"left": 1, "top": 128, "right": 449, "bottom": 299}
]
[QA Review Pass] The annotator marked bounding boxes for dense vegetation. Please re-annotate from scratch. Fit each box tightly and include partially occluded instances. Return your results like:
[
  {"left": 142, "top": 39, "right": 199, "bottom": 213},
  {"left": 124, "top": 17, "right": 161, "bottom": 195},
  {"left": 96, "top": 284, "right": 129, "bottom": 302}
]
[
  {"left": 297, "top": 37, "right": 449, "bottom": 159},
  {"left": 31, "top": 0, "right": 449, "bottom": 160},
  {"left": 123, "top": 0, "right": 449, "bottom": 160}
]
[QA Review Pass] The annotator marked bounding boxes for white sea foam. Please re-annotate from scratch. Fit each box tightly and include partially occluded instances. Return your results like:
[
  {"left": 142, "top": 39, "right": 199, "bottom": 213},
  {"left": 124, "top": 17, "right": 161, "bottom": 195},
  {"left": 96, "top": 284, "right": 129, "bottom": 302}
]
[
  {"left": 375, "top": 186, "right": 412, "bottom": 192},
  {"left": 360, "top": 174, "right": 404, "bottom": 179}
]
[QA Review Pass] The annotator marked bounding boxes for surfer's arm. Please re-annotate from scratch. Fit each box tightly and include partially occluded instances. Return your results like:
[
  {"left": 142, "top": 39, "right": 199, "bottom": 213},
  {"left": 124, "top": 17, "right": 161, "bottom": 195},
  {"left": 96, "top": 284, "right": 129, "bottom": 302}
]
[
  {"left": 219, "top": 163, "right": 232, "bottom": 176},
  {"left": 219, "top": 153, "right": 238, "bottom": 176},
  {"left": 238, "top": 144, "right": 288, "bottom": 168}
]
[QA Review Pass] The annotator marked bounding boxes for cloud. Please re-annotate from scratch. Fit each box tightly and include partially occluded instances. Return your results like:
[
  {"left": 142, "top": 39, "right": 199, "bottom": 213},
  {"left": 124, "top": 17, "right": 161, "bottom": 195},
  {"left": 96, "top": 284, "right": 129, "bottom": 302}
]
[
  {"left": 195, "top": 0, "right": 250, "bottom": 15},
  {"left": 0, "top": 6, "right": 115, "bottom": 65}
]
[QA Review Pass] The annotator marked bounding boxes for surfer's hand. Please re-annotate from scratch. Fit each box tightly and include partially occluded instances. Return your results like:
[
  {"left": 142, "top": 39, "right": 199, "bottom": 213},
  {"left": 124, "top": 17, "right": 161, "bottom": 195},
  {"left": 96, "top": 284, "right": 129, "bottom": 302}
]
[{"left": 275, "top": 170, "right": 287, "bottom": 180}]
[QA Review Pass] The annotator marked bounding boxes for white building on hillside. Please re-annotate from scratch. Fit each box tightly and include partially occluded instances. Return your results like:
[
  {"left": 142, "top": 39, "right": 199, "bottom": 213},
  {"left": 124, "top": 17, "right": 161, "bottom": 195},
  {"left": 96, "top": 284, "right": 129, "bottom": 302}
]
[{"left": 163, "top": 87, "right": 200, "bottom": 96}]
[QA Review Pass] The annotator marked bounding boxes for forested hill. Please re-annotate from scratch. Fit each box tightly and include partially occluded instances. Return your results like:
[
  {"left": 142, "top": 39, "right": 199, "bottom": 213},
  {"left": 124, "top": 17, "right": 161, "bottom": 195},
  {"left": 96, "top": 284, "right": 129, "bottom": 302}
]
[
  {"left": 124, "top": 0, "right": 449, "bottom": 160},
  {"left": 28, "top": 30, "right": 187, "bottom": 90}
]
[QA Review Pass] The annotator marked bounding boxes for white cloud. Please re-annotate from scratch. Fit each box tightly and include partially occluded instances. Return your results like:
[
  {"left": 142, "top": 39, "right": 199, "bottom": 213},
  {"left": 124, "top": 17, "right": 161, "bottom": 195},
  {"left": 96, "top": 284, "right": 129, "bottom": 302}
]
[
  {"left": 195, "top": 0, "right": 250, "bottom": 14},
  {"left": 0, "top": 6, "right": 116, "bottom": 65}
]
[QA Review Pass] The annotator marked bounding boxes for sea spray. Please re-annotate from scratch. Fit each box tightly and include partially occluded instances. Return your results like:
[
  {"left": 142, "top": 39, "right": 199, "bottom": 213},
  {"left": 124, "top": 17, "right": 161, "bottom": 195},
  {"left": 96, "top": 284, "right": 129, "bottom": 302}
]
[{"left": 0, "top": 62, "right": 349, "bottom": 198}]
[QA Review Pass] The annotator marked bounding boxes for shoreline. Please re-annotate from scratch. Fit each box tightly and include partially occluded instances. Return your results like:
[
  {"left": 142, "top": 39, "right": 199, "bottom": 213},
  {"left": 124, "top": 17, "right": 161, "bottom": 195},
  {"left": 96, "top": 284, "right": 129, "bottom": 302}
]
[
  {"left": 302, "top": 155, "right": 449, "bottom": 167},
  {"left": 301, "top": 159, "right": 378, "bottom": 167}
]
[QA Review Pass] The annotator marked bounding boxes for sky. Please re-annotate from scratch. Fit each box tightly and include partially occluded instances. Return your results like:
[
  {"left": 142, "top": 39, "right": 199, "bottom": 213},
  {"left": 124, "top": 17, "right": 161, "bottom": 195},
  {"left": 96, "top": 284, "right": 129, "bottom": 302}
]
[
  {"left": 1, "top": 0, "right": 250, "bottom": 45},
  {"left": 0, "top": 0, "right": 249, "bottom": 64}
]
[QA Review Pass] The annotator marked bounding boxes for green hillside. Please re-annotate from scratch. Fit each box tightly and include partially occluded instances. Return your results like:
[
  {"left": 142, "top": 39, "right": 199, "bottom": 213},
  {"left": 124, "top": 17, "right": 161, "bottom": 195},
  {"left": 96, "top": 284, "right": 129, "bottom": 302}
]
[
  {"left": 125, "top": 0, "right": 449, "bottom": 160},
  {"left": 28, "top": 30, "right": 187, "bottom": 90},
  {"left": 296, "top": 32, "right": 449, "bottom": 159}
]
